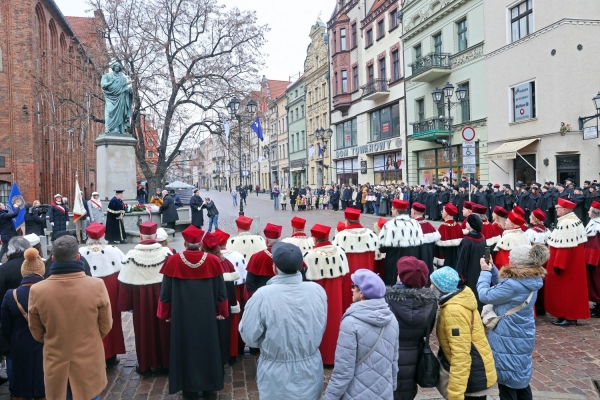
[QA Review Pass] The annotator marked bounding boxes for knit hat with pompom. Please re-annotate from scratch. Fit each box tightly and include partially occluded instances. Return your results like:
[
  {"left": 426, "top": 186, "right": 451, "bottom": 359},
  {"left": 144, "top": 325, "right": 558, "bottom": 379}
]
[
  {"left": 509, "top": 244, "right": 550, "bottom": 266},
  {"left": 21, "top": 248, "right": 45, "bottom": 277}
]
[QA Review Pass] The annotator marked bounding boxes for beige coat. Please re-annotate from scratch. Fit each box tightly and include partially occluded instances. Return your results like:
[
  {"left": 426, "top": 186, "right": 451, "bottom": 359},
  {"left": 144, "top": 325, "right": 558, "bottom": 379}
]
[{"left": 29, "top": 272, "right": 113, "bottom": 400}]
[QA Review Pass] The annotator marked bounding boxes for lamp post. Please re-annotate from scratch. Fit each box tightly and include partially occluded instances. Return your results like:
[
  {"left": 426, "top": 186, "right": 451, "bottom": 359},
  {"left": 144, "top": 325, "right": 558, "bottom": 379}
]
[
  {"left": 227, "top": 97, "right": 257, "bottom": 216},
  {"left": 315, "top": 127, "right": 333, "bottom": 186},
  {"left": 432, "top": 82, "right": 468, "bottom": 185},
  {"left": 264, "top": 148, "right": 273, "bottom": 199},
  {"left": 578, "top": 92, "right": 600, "bottom": 130}
]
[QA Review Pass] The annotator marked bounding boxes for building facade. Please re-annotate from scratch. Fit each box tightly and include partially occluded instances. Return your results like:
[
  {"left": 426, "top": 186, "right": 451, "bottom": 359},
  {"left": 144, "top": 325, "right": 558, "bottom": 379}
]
[
  {"left": 402, "top": 0, "right": 488, "bottom": 187},
  {"left": 484, "top": 0, "right": 600, "bottom": 186},
  {"left": 287, "top": 76, "right": 307, "bottom": 188},
  {"left": 329, "top": 0, "right": 406, "bottom": 187}
]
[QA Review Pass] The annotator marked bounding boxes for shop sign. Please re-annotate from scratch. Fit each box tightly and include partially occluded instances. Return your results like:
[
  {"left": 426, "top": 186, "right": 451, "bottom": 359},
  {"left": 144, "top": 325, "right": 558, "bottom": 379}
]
[
  {"left": 360, "top": 161, "right": 367, "bottom": 174},
  {"left": 514, "top": 82, "right": 532, "bottom": 122},
  {"left": 583, "top": 126, "right": 598, "bottom": 140},
  {"left": 382, "top": 122, "right": 390, "bottom": 133},
  {"left": 334, "top": 138, "right": 401, "bottom": 159}
]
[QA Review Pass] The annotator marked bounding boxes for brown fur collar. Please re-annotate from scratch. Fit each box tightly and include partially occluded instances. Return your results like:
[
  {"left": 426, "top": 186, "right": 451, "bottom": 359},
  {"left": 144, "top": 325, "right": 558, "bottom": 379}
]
[{"left": 498, "top": 264, "right": 546, "bottom": 280}]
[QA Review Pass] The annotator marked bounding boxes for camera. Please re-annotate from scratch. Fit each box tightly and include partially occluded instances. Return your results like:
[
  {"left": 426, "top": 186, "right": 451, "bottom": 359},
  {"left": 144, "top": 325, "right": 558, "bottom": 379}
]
[{"left": 30, "top": 204, "right": 50, "bottom": 215}]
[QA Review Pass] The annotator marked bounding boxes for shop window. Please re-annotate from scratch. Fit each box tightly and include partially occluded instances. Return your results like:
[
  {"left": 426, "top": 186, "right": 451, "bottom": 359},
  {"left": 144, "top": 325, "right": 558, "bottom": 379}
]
[
  {"left": 373, "top": 151, "right": 403, "bottom": 185},
  {"left": 512, "top": 81, "right": 536, "bottom": 122},
  {"left": 336, "top": 159, "right": 359, "bottom": 186},
  {"left": 514, "top": 154, "right": 536, "bottom": 186},
  {"left": 370, "top": 104, "right": 400, "bottom": 141},
  {"left": 417, "top": 146, "right": 479, "bottom": 185}
]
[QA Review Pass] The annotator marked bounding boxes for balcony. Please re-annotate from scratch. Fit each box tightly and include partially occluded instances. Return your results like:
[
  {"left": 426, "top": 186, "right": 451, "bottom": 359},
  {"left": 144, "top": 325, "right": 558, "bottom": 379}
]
[
  {"left": 361, "top": 79, "right": 390, "bottom": 101},
  {"left": 410, "top": 118, "right": 449, "bottom": 142},
  {"left": 409, "top": 52, "right": 451, "bottom": 82},
  {"left": 332, "top": 92, "right": 352, "bottom": 114}
]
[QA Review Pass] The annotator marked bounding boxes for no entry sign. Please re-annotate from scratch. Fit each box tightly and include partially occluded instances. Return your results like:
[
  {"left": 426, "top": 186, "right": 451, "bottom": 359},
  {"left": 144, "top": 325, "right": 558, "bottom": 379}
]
[{"left": 462, "top": 126, "right": 476, "bottom": 141}]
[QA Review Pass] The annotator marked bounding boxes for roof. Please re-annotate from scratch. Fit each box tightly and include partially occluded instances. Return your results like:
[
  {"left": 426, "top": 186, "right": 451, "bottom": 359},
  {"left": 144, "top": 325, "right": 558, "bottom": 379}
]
[
  {"left": 65, "top": 16, "right": 97, "bottom": 48},
  {"left": 287, "top": 73, "right": 305, "bottom": 90},
  {"left": 268, "top": 80, "right": 290, "bottom": 99},
  {"left": 369, "top": 0, "right": 387, "bottom": 13}
]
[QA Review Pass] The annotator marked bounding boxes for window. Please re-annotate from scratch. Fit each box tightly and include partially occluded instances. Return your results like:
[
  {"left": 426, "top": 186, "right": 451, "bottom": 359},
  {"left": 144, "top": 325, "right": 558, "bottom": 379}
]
[
  {"left": 460, "top": 82, "right": 470, "bottom": 122},
  {"left": 379, "top": 58, "right": 386, "bottom": 80},
  {"left": 457, "top": 19, "right": 468, "bottom": 52},
  {"left": 334, "top": 72, "right": 338, "bottom": 95},
  {"left": 147, "top": 139, "right": 153, "bottom": 146},
  {"left": 341, "top": 70, "right": 348, "bottom": 93},
  {"left": 335, "top": 118, "right": 357, "bottom": 149},
  {"left": 333, "top": 31, "right": 337, "bottom": 53},
  {"left": 0, "top": 180, "right": 10, "bottom": 204},
  {"left": 353, "top": 66, "right": 359, "bottom": 90},
  {"left": 366, "top": 29, "right": 373, "bottom": 46},
  {"left": 368, "top": 65, "right": 374, "bottom": 83},
  {"left": 392, "top": 50, "right": 400, "bottom": 81},
  {"left": 416, "top": 99, "right": 425, "bottom": 122},
  {"left": 296, "top": 133, "right": 300, "bottom": 151},
  {"left": 340, "top": 28, "right": 347, "bottom": 51},
  {"left": 417, "top": 146, "right": 479, "bottom": 185},
  {"left": 147, "top": 150, "right": 153, "bottom": 158},
  {"left": 370, "top": 104, "right": 400, "bottom": 141},
  {"left": 512, "top": 81, "right": 536, "bottom": 122},
  {"left": 377, "top": 20, "right": 385, "bottom": 39},
  {"left": 351, "top": 23, "right": 357, "bottom": 47},
  {"left": 0, "top": 156, "right": 4, "bottom": 168},
  {"left": 414, "top": 43, "right": 422, "bottom": 61},
  {"left": 301, "top": 105, "right": 304, "bottom": 117},
  {"left": 301, "top": 131, "right": 305, "bottom": 150},
  {"left": 322, "top": 83, "right": 326, "bottom": 98},
  {"left": 390, "top": 8, "right": 399, "bottom": 30},
  {"left": 295, "top": 109, "right": 298, "bottom": 120},
  {"left": 295, "top": 90, "right": 298, "bottom": 97},
  {"left": 433, "top": 33, "right": 442, "bottom": 55},
  {"left": 311, "top": 167, "right": 315, "bottom": 184},
  {"left": 511, "top": 0, "right": 533, "bottom": 42}
]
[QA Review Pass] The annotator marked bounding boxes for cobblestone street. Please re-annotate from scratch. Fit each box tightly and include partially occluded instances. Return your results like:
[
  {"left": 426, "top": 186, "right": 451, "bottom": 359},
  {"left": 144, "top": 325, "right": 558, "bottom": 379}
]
[{"left": 1, "top": 191, "right": 599, "bottom": 399}]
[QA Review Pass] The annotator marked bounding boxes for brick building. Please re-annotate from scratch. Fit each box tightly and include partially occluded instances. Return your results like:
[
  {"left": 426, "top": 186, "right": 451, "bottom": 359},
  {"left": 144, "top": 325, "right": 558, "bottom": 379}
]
[{"left": 0, "top": 1, "right": 105, "bottom": 204}]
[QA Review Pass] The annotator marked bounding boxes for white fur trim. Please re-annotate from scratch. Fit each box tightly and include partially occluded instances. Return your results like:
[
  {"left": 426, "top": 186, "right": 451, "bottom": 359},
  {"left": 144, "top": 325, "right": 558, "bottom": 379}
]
[
  {"left": 227, "top": 234, "right": 267, "bottom": 264},
  {"left": 282, "top": 236, "right": 315, "bottom": 251},
  {"left": 222, "top": 249, "right": 247, "bottom": 285},
  {"left": 375, "top": 249, "right": 386, "bottom": 260},
  {"left": 585, "top": 218, "right": 600, "bottom": 237},
  {"left": 118, "top": 243, "right": 171, "bottom": 285},
  {"left": 223, "top": 271, "right": 241, "bottom": 282},
  {"left": 303, "top": 245, "right": 349, "bottom": 280},
  {"left": 495, "top": 229, "right": 531, "bottom": 251},
  {"left": 80, "top": 245, "right": 125, "bottom": 278},
  {"left": 433, "top": 257, "right": 444, "bottom": 266},
  {"left": 486, "top": 235, "right": 501, "bottom": 247},
  {"left": 378, "top": 215, "right": 424, "bottom": 248},
  {"left": 230, "top": 303, "right": 241, "bottom": 314},
  {"left": 435, "top": 238, "right": 463, "bottom": 247},
  {"left": 526, "top": 228, "right": 551, "bottom": 245},
  {"left": 333, "top": 228, "right": 378, "bottom": 253},
  {"left": 548, "top": 212, "right": 587, "bottom": 248},
  {"left": 422, "top": 230, "right": 442, "bottom": 244}
]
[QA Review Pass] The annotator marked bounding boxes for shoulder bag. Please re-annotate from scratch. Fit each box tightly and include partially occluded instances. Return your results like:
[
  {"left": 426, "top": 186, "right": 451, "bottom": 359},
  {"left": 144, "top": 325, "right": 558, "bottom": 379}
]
[
  {"left": 12, "top": 289, "right": 29, "bottom": 322},
  {"left": 481, "top": 291, "right": 534, "bottom": 330},
  {"left": 355, "top": 325, "right": 386, "bottom": 367},
  {"left": 416, "top": 312, "right": 440, "bottom": 388}
]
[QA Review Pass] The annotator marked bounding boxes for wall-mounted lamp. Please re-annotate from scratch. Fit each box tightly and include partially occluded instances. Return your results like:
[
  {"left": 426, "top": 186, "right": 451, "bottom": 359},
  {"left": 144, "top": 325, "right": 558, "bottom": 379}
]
[
  {"left": 543, "top": 158, "right": 549, "bottom": 166},
  {"left": 21, "top": 105, "right": 29, "bottom": 114}
]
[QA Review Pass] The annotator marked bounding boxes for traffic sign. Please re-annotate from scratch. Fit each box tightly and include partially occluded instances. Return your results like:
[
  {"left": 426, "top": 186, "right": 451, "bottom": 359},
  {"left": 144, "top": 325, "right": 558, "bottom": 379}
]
[
  {"left": 462, "top": 141, "right": 475, "bottom": 148},
  {"left": 463, "top": 165, "right": 477, "bottom": 173},
  {"left": 463, "top": 156, "right": 477, "bottom": 165},
  {"left": 462, "top": 126, "right": 476, "bottom": 141},
  {"left": 462, "top": 147, "right": 474, "bottom": 157}
]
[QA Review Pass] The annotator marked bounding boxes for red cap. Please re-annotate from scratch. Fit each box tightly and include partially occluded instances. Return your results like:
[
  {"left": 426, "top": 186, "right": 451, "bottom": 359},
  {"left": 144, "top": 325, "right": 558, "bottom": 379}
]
[
  {"left": 532, "top": 208, "right": 546, "bottom": 221},
  {"left": 214, "top": 229, "right": 230, "bottom": 246},
  {"left": 344, "top": 208, "right": 362, "bottom": 221},
  {"left": 411, "top": 202, "right": 426, "bottom": 213},
  {"left": 85, "top": 222, "right": 106, "bottom": 240},
  {"left": 513, "top": 205, "right": 525, "bottom": 217},
  {"left": 182, "top": 225, "right": 203, "bottom": 244},
  {"left": 557, "top": 197, "right": 576, "bottom": 210},
  {"left": 264, "top": 223, "right": 282, "bottom": 239},
  {"left": 139, "top": 221, "right": 158, "bottom": 235},
  {"left": 201, "top": 231, "right": 220, "bottom": 250},
  {"left": 493, "top": 183, "right": 500, "bottom": 188},
  {"left": 310, "top": 224, "right": 331, "bottom": 239},
  {"left": 472, "top": 204, "right": 487, "bottom": 215},
  {"left": 291, "top": 216, "right": 306, "bottom": 230},
  {"left": 592, "top": 201, "right": 600, "bottom": 210},
  {"left": 464, "top": 201, "right": 474, "bottom": 210},
  {"left": 444, "top": 203, "right": 458, "bottom": 217},
  {"left": 336, "top": 221, "right": 346, "bottom": 233},
  {"left": 377, "top": 217, "right": 388, "bottom": 229},
  {"left": 235, "top": 216, "right": 253, "bottom": 230},
  {"left": 493, "top": 206, "right": 508, "bottom": 218},
  {"left": 391, "top": 199, "right": 409, "bottom": 210},
  {"left": 508, "top": 211, "right": 526, "bottom": 226}
]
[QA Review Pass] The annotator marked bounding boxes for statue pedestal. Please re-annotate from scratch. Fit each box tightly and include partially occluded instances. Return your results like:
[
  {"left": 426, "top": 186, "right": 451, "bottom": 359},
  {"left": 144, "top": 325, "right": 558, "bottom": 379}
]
[{"left": 95, "top": 135, "right": 138, "bottom": 202}]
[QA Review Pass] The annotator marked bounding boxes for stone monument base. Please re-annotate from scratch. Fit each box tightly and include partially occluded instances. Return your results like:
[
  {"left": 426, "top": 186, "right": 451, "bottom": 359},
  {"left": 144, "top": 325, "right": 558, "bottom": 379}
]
[{"left": 95, "top": 134, "right": 138, "bottom": 202}]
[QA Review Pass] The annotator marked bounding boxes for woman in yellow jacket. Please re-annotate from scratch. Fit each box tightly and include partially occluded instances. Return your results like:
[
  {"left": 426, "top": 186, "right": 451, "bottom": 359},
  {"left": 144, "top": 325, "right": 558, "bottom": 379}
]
[{"left": 430, "top": 267, "right": 497, "bottom": 400}]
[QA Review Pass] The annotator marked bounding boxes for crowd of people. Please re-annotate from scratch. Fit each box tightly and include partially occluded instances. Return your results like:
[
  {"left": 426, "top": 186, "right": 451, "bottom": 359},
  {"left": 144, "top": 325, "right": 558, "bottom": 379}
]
[{"left": 0, "top": 176, "right": 598, "bottom": 399}]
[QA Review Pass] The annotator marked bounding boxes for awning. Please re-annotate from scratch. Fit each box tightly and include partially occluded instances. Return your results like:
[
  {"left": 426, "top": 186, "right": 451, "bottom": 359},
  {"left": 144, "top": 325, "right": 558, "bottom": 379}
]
[
  {"left": 290, "top": 167, "right": 305, "bottom": 172},
  {"left": 484, "top": 138, "right": 539, "bottom": 160}
]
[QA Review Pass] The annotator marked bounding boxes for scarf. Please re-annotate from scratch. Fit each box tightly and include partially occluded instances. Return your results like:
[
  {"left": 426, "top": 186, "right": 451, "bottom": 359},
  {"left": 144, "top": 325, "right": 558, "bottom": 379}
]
[{"left": 49, "top": 260, "right": 85, "bottom": 275}]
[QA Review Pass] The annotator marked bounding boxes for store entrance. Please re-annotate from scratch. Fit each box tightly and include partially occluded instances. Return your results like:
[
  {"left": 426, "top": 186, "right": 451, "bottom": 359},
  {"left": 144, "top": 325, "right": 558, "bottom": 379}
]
[{"left": 556, "top": 155, "right": 580, "bottom": 185}]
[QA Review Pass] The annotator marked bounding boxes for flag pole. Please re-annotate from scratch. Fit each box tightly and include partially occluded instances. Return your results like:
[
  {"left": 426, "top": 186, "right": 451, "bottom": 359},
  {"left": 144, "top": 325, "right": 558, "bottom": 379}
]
[{"left": 75, "top": 172, "right": 81, "bottom": 244}]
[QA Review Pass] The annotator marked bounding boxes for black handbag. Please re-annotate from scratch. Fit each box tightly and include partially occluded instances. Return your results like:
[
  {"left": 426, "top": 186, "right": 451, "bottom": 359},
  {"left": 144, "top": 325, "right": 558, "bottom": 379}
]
[{"left": 416, "top": 318, "right": 440, "bottom": 388}]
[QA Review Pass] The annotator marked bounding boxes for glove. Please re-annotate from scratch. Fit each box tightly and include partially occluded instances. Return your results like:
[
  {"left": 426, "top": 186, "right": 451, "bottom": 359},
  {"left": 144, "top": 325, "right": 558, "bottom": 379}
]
[
  {"left": 66, "top": 221, "right": 69, "bottom": 227},
  {"left": 51, "top": 222, "right": 54, "bottom": 226},
  {"left": 198, "top": 207, "right": 201, "bottom": 211},
  {"left": 554, "top": 267, "right": 561, "bottom": 275},
  {"left": 86, "top": 217, "right": 90, "bottom": 222}
]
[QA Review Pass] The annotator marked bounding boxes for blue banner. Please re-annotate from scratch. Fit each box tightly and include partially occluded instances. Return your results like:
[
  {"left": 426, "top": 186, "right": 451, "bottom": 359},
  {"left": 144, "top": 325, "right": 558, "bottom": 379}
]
[
  {"left": 251, "top": 117, "right": 264, "bottom": 142},
  {"left": 7, "top": 182, "right": 26, "bottom": 230}
]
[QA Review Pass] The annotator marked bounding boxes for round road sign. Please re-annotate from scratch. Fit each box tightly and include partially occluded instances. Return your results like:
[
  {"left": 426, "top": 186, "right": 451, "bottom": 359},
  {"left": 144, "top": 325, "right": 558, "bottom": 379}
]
[{"left": 462, "top": 126, "right": 476, "bottom": 141}]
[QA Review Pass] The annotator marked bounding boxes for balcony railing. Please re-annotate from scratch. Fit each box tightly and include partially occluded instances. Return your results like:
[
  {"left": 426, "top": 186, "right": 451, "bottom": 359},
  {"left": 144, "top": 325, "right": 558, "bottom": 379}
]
[
  {"left": 410, "top": 117, "right": 449, "bottom": 142},
  {"left": 409, "top": 52, "right": 452, "bottom": 81},
  {"left": 361, "top": 79, "right": 390, "bottom": 100}
]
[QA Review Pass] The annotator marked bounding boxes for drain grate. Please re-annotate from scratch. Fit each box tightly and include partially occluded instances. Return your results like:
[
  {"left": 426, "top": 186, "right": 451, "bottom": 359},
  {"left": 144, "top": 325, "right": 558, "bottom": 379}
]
[{"left": 593, "top": 380, "right": 600, "bottom": 398}]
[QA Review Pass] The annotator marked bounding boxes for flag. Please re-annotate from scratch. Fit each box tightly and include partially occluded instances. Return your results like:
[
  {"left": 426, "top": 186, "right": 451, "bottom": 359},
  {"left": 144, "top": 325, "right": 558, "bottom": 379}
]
[
  {"left": 7, "top": 182, "right": 26, "bottom": 232},
  {"left": 223, "top": 118, "right": 230, "bottom": 141},
  {"left": 73, "top": 178, "right": 87, "bottom": 223},
  {"left": 318, "top": 143, "right": 323, "bottom": 157},
  {"left": 309, "top": 144, "right": 315, "bottom": 159},
  {"left": 251, "top": 118, "right": 264, "bottom": 142}
]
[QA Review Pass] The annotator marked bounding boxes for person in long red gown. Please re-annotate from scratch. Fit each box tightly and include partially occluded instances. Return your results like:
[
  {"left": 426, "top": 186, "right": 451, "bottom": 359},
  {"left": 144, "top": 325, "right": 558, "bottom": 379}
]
[
  {"left": 372, "top": 217, "right": 387, "bottom": 277},
  {"left": 434, "top": 203, "right": 463, "bottom": 269},
  {"left": 460, "top": 201, "right": 474, "bottom": 232},
  {"left": 226, "top": 216, "right": 267, "bottom": 264},
  {"left": 485, "top": 206, "right": 506, "bottom": 248},
  {"left": 493, "top": 211, "right": 530, "bottom": 269},
  {"left": 526, "top": 208, "right": 551, "bottom": 315},
  {"left": 512, "top": 206, "right": 529, "bottom": 232},
  {"left": 118, "top": 221, "right": 171, "bottom": 375},
  {"left": 282, "top": 216, "right": 314, "bottom": 252},
  {"left": 585, "top": 201, "right": 600, "bottom": 317},
  {"left": 333, "top": 208, "right": 378, "bottom": 311},
  {"left": 79, "top": 222, "right": 126, "bottom": 369},
  {"left": 304, "top": 224, "right": 349, "bottom": 365},
  {"left": 245, "top": 223, "right": 282, "bottom": 299},
  {"left": 546, "top": 197, "right": 590, "bottom": 326}
]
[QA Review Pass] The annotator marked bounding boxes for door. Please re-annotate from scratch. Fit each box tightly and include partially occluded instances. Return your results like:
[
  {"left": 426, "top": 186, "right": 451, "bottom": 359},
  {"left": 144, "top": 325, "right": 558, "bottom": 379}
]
[{"left": 556, "top": 155, "right": 580, "bottom": 185}]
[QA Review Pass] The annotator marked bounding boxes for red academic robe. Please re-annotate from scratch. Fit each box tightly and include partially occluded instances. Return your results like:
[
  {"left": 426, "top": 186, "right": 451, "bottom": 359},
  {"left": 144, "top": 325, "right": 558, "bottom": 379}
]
[
  {"left": 245, "top": 248, "right": 275, "bottom": 299},
  {"left": 545, "top": 244, "right": 590, "bottom": 320},
  {"left": 482, "top": 222, "right": 503, "bottom": 247},
  {"left": 100, "top": 273, "right": 126, "bottom": 359},
  {"left": 434, "top": 220, "right": 464, "bottom": 269},
  {"left": 585, "top": 228, "right": 600, "bottom": 303}
]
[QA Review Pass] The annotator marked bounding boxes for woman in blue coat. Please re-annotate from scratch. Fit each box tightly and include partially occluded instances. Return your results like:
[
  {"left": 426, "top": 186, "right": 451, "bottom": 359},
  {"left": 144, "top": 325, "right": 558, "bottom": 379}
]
[
  {"left": 1, "top": 248, "right": 46, "bottom": 399},
  {"left": 477, "top": 244, "right": 549, "bottom": 400}
]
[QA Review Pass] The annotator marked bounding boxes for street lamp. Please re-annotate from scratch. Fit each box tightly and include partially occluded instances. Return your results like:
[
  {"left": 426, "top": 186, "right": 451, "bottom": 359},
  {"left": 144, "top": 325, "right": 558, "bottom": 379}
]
[
  {"left": 315, "top": 127, "right": 333, "bottom": 186},
  {"left": 227, "top": 97, "right": 257, "bottom": 216},
  {"left": 432, "top": 82, "right": 469, "bottom": 185},
  {"left": 578, "top": 92, "right": 600, "bottom": 130}
]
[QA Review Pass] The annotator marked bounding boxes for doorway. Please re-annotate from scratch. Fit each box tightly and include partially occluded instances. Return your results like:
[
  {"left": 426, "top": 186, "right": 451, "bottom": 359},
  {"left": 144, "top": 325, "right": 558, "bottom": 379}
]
[{"left": 556, "top": 155, "right": 580, "bottom": 185}]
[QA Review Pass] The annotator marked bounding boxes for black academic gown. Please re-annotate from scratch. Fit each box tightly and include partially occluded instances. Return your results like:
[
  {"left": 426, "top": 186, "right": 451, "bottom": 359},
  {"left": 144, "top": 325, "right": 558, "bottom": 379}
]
[
  {"left": 106, "top": 197, "right": 126, "bottom": 242},
  {"left": 455, "top": 231, "right": 487, "bottom": 312},
  {"left": 380, "top": 246, "right": 421, "bottom": 287}
]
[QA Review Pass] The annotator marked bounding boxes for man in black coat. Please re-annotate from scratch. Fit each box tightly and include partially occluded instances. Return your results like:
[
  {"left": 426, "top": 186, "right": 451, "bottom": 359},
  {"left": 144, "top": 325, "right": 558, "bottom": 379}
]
[
  {"left": 0, "top": 203, "right": 21, "bottom": 262},
  {"left": 290, "top": 187, "right": 299, "bottom": 211},
  {"left": 48, "top": 194, "right": 70, "bottom": 240},
  {"left": 189, "top": 189, "right": 204, "bottom": 229},
  {"left": 330, "top": 187, "right": 340, "bottom": 211},
  {"left": 106, "top": 190, "right": 127, "bottom": 244},
  {"left": 160, "top": 190, "right": 179, "bottom": 231},
  {"left": 24, "top": 204, "right": 46, "bottom": 237},
  {"left": 341, "top": 185, "right": 350, "bottom": 210}
]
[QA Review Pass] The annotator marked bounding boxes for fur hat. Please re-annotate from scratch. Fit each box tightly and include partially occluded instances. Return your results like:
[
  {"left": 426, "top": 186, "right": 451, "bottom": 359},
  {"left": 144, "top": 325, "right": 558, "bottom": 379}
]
[
  {"left": 509, "top": 244, "right": 550, "bottom": 266},
  {"left": 21, "top": 248, "right": 45, "bottom": 277}
]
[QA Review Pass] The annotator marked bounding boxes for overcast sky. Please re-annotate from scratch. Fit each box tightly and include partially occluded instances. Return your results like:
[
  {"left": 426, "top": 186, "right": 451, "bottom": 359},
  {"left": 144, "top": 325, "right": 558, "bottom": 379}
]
[{"left": 54, "top": 0, "right": 336, "bottom": 82}]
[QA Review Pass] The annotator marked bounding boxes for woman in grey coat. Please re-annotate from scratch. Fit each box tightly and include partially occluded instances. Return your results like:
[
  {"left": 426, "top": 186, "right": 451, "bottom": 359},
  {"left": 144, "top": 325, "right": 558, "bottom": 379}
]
[{"left": 324, "top": 269, "right": 399, "bottom": 400}]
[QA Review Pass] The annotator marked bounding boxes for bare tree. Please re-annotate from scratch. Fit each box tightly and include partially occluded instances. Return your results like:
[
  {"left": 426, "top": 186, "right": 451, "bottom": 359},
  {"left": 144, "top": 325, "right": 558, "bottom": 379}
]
[{"left": 90, "top": 0, "right": 268, "bottom": 192}]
